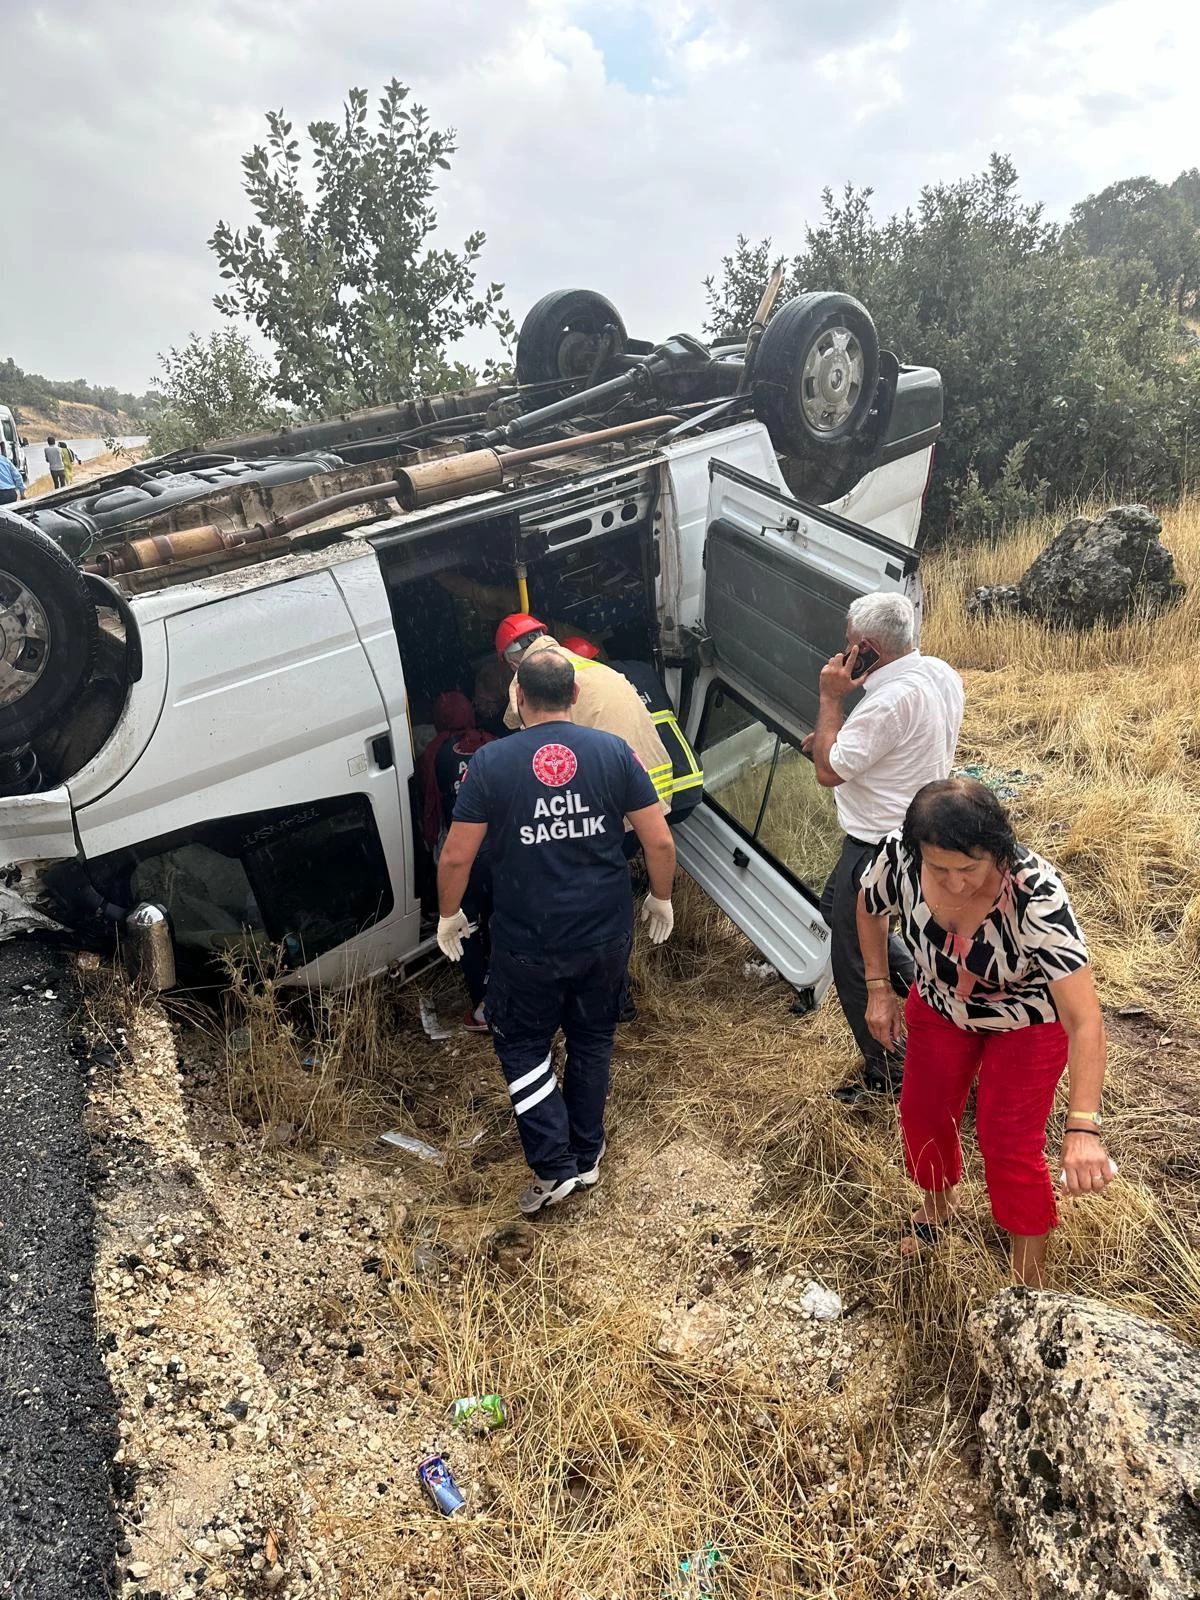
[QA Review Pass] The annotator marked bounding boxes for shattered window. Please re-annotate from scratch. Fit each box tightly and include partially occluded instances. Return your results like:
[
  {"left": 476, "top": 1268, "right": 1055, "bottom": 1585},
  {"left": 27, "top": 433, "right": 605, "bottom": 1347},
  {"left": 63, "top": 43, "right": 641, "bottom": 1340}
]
[
  {"left": 697, "top": 684, "right": 842, "bottom": 894},
  {"left": 90, "top": 795, "right": 393, "bottom": 968},
  {"left": 131, "top": 844, "right": 262, "bottom": 954}
]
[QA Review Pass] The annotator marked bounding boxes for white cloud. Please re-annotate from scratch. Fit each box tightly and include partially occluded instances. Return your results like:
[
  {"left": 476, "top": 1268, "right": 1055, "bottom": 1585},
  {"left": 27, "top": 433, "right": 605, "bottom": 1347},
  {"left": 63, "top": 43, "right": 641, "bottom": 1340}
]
[{"left": 2, "top": 0, "right": 1198, "bottom": 395}]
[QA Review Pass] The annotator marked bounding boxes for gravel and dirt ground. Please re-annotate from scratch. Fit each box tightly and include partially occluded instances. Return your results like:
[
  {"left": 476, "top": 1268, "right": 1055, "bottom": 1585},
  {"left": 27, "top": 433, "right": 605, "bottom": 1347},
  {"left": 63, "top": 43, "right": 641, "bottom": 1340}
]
[
  {"left": 81, "top": 932, "right": 1030, "bottom": 1600},
  {"left": 0, "top": 942, "right": 116, "bottom": 1599}
]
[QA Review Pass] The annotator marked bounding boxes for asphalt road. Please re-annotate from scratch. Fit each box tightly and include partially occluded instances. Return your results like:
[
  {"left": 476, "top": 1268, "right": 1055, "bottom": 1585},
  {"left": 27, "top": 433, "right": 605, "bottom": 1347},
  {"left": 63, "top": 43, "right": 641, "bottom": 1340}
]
[{"left": 0, "top": 941, "right": 116, "bottom": 1598}]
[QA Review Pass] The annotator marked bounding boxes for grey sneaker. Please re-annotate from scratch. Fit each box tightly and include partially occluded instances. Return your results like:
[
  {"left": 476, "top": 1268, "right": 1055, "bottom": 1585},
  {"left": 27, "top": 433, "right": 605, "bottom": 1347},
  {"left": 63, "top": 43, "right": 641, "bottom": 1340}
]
[
  {"left": 576, "top": 1141, "right": 607, "bottom": 1188},
  {"left": 518, "top": 1175, "right": 581, "bottom": 1216}
]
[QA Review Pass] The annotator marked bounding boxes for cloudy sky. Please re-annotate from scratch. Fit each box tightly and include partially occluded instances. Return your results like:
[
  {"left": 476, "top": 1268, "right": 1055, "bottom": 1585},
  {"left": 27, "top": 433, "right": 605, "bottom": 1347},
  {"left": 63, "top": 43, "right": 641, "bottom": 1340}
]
[{"left": 4, "top": 0, "right": 1198, "bottom": 395}]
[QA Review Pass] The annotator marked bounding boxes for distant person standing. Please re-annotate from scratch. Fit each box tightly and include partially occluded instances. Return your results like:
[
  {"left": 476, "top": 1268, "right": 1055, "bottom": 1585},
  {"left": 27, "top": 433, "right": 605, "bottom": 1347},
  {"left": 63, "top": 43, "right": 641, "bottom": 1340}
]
[
  {"left": 436, "top": 648, "right": 676, "bottom": 1215},
  {"left": 44, "top": 437, "right": 67, "bottom": 490},
  {"left": 0, "top": 455, "right": 25, "bottom": 505},
  {"left": 60, "top": 441, "right": 79, "bottom": 484}
]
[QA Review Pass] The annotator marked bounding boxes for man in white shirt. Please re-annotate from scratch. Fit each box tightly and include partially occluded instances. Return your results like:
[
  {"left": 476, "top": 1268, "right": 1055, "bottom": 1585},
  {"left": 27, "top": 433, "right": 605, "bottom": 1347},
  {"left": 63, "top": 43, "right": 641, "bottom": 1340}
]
[{"left": 803, "top": 592, "right": 964, "bottom": 1104}]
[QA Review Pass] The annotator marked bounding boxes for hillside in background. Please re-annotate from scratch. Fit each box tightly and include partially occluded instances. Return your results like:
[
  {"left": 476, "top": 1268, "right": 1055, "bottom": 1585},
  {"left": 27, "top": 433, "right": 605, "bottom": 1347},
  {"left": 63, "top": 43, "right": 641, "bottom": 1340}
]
[
  {"left": 12, "top": 398, "right": 146, "bottom": 440},
  {"left": 0, "top": 354, "right": 157, "bottom": 439}
]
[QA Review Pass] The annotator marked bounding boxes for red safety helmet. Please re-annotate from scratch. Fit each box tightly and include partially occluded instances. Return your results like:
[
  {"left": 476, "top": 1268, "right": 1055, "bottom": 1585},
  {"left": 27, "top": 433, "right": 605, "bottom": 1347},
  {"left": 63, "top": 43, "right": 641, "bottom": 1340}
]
[
  {"left": 558, "top": 636, "right": 600, "bottom": 659},
  {"left": 495, "top": 613, "right": 547, "bottom": 661}
]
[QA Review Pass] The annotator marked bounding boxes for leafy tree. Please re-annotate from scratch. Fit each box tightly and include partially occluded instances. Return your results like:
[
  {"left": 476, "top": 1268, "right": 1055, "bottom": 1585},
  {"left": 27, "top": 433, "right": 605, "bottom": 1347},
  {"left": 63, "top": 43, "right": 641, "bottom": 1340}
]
[
  {"left": 209, "top": 81, "right": 514, "bottom": 412},
  {"left": 704, "top": 156, "right": 1200, "bottom": 534},
  {"left": 1070, "top": 174, "right": 1200, "bottom": 311},
  {"left": 148, "top": 330, "right": 288, "bottom": 453}
]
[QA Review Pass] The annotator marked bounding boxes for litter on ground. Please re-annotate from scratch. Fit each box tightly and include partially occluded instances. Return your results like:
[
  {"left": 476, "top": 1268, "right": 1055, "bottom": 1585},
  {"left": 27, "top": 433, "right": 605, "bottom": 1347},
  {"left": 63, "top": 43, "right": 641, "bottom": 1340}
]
[
  {"left": 797, "top": 1281, "right": 843, "bottom": 1321},
  {"left": 379, "top": 1130, "right": 446, "bottom": 1165}
]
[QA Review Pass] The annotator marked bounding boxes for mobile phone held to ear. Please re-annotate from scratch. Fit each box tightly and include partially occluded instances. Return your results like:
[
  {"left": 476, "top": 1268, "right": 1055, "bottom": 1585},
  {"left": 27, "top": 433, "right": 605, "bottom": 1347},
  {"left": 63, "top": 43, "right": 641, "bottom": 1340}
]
[{"left": 843, "top": 644, "right": 880, "bottom": 679}]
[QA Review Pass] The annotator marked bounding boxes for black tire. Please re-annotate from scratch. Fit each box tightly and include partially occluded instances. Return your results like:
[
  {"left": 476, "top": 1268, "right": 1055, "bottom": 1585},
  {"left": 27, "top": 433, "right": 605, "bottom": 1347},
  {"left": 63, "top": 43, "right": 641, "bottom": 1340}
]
[
  {"left": 515, "top": 289, "right": 630, "bottom": 385},
  {"left": 0, "top": 510, "right": 98, "bottom": 747},
  {"left": 752, "top": 292, "right": 880, "bottom": 455}
]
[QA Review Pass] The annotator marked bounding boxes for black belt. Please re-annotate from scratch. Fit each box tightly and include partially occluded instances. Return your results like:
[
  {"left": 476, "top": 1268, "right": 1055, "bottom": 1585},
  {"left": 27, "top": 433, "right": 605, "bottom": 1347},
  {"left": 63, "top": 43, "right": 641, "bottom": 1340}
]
[{"left": 845, "top": 834, "right": 882, "bottom": 850}]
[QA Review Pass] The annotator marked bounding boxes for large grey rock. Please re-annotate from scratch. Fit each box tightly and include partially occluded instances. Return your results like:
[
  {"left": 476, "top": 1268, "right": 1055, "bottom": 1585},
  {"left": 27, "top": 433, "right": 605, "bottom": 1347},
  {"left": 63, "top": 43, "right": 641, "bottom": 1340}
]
[
  {"left": 968, "top": 505, "right": 1185, "bottom": 627},
  {"left": 972, "top": 1289, "right": 1200, "bottom": 1599}
]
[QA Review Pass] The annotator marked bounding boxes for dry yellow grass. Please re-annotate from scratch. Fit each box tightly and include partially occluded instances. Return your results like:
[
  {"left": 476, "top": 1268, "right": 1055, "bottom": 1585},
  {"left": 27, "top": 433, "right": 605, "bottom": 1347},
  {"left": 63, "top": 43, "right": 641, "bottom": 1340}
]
[
  {"left": 216, "top": 493, "right": 1200, "bottom": 1597},
  {"left": 924, "top": 493, "right": 1200, "bottom": 1019}
]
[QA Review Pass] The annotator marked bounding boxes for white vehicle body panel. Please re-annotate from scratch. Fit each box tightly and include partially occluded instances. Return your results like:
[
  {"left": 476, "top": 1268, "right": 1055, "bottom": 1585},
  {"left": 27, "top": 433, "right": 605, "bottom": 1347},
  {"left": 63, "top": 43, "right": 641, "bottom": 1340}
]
[
  {"left": 0, "top": 786, "right": 76, "bottom": 934},
  {"left": 656, "top": 421, "right": 788, "bottom": 654},
  {"left": 72, "top": 555, "right": 417, "bottom": 983},
  {"left": 68, "top": 619, "right": 169, "bottom": 806}
]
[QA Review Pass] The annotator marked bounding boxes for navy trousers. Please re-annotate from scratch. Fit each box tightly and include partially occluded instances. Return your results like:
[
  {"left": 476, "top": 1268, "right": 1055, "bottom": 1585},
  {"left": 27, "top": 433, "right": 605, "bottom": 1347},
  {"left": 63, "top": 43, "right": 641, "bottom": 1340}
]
[
  {"left": 819, "top": 835, "right": 914, "bottom": 1078},
  {"left": 458, "top": 857, "right": 492, "bottom": 1010},
  {"left": 484, "top": 935, "right": 630, "bottom": 1181}
]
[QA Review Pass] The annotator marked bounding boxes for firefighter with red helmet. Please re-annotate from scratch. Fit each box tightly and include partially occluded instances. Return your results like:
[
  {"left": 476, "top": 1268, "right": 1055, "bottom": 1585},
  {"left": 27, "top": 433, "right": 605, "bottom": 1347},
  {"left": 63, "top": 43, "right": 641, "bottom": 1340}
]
[{"left": 494, "top": 615, "right": 674, "bottom": 815}]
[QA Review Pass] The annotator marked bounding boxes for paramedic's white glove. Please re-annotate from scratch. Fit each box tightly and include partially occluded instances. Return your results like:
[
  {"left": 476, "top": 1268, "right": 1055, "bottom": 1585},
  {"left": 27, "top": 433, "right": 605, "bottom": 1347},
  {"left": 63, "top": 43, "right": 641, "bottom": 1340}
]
[
  {"left": 641, "top": 895, "right": 674, "bottom": 945},
  {"left": 437, "top": 911, "right": 472, "bottom": 962}
]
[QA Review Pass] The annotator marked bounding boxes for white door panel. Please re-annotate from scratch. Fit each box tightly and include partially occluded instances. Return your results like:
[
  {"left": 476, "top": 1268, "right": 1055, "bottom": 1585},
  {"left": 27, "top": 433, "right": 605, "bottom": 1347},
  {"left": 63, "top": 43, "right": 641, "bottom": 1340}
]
[
  {"left": 73, "top": 561, "right": 417, "bottom": 987},
  {"left": 673, "top": 801, "right": 833, "bottom": 997},
  {"left": 670, "top": 461, "right": 921, "bottom": 994},
  {"left": 658, "top": 420, "right": 787, "bottom": 655},
  {"left": 74, "top": 569, "right": 392, "bottom": 853},
  {"left": 703, "top": 458, "right": 918, "bottom": 737}
]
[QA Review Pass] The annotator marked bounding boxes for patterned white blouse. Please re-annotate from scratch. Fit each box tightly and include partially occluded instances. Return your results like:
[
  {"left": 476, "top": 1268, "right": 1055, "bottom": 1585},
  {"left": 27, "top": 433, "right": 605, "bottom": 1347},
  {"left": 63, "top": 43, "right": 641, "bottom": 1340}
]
[{"left": 860, "top": 833, "right": 1090, "bottom": 1033}]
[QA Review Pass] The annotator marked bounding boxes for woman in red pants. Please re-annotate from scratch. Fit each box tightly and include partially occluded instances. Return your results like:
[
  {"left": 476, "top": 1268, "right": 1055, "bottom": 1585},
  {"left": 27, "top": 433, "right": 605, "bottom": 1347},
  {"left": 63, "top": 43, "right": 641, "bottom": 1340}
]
[{"left": 857, "top": 777, "right": 1114, "bottom": 1286}]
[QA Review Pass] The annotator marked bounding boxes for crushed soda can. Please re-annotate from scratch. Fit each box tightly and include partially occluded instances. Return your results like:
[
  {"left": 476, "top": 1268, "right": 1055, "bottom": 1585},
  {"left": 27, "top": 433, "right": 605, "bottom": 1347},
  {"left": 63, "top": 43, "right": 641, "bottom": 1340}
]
[
  {"left": 417, "top": 1453, "right": 466, "bottom": 1516},
  {"left": 451, "top": 1394, "right": 508, "bottom": 1431}
]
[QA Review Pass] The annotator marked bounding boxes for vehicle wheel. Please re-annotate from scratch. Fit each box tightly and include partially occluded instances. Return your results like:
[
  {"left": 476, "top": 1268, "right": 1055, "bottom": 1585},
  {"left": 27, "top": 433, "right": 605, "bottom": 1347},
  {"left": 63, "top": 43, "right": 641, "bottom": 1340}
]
[
  {"left": 0, "top": 510, "right": 98, "bottom": 747},
  {"left": 752, "top": 292, "right": 880, "bottom": 454},
  {"left": 515, "top": 290, "right": 630, "bottom": 385}
]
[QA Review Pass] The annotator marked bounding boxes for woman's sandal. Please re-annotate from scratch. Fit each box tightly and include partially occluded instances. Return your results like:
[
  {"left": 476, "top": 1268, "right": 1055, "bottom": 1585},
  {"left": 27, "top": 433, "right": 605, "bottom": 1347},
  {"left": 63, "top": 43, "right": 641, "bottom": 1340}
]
[
  {"left": 910, "top": 1218, "right": 945, "bottom": 1246},
  {"left": 901, "top": 1204, "right": 956, "bottom": 1256}
]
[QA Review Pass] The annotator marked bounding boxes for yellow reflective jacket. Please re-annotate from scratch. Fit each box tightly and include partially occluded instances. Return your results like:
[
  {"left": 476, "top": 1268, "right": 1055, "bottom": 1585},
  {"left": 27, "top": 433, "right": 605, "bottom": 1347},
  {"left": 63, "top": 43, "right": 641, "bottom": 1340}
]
[{"left": 504, "top": 635, "right": 672, "bottom": 814}]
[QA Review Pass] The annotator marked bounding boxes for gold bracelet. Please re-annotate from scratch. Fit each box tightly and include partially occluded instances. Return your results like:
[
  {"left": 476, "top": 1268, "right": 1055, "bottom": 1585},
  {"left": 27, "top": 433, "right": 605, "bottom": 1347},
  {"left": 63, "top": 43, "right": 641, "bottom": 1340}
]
[{"left": 865, "top": 978, "right": 890, "bottom": 989}]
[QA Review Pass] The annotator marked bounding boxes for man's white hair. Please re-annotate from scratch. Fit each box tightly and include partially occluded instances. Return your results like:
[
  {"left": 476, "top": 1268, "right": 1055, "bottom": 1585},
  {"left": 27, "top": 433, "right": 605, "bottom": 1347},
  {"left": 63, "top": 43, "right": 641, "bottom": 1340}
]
[{"left": 847, "top": 591, "right": 916, "bottom": 653}]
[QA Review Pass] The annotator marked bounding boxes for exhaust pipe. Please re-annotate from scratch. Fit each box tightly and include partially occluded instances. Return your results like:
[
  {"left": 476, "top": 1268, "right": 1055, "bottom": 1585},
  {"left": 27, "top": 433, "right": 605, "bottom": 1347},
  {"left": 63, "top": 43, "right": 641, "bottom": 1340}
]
[
  {"left": 83, "top": 480, "right": 407, "bottom": 577},
  {"left": 85, "top": 414, "right": 679, "bottom": 574},
  {"left": 396, "top": 414, "right": 679, "bottom": 511}
]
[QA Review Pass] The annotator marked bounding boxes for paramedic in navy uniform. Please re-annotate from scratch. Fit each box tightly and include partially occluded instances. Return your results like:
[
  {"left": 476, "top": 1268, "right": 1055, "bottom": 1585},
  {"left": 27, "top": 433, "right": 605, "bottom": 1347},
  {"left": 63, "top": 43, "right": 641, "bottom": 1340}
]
[{"left": 436, "top": 647, "right": 677, "bottom": 1215}]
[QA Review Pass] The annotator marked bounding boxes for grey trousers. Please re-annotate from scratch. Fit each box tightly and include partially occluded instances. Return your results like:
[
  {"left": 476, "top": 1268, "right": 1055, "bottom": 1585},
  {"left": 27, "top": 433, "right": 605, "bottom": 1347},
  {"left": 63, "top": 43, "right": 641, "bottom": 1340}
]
[{"left": 819, "top": 835, "right": 914, "bottom": 1076}]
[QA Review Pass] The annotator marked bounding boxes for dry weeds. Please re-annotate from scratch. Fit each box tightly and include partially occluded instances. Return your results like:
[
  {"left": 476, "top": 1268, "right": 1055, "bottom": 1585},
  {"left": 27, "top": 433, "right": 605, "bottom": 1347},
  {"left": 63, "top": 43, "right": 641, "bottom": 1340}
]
[{"left": 202, "top": 493, "right": 1200, "bottom": 1598}]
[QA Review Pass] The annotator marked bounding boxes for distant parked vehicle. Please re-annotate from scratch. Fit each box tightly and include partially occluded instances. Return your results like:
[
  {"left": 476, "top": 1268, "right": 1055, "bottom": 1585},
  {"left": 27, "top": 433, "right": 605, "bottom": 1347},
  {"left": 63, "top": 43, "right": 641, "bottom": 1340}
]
[{"left": 0, "top": 405, "right": 28, "bottom": 482}]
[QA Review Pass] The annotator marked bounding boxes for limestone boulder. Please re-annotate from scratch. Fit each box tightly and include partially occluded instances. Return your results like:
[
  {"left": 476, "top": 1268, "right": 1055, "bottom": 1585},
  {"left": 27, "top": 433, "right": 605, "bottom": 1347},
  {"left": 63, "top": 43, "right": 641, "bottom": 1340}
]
[
  {"left": 968, "top": 504, "right": 1184, "bottom": 627},
  {"left": 972, "top": 1289, "right": 1200, "bottom": 1599}
]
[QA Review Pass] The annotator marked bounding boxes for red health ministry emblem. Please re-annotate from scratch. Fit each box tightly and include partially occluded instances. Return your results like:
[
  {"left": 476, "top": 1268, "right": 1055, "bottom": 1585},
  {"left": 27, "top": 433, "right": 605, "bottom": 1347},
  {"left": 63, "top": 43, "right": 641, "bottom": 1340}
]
[{"left": 532, "top": 742, "right": 577, "bottom": 787}]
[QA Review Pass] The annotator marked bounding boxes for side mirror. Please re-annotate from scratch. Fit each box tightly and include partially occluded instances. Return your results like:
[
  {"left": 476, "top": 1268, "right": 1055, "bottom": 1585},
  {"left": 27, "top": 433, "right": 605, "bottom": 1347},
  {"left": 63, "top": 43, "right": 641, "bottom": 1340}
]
[{"left": 18, "top": 437, "right": 27, "bottom": 448}]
